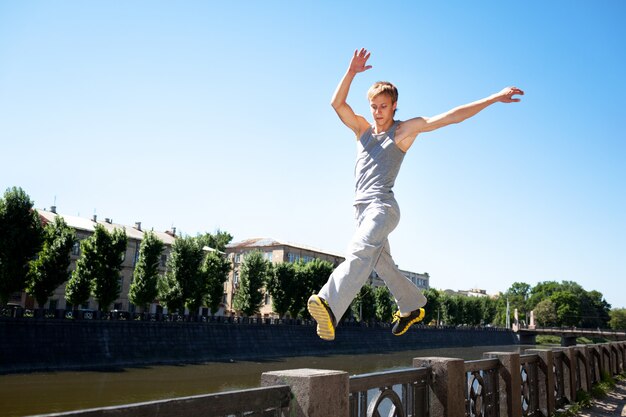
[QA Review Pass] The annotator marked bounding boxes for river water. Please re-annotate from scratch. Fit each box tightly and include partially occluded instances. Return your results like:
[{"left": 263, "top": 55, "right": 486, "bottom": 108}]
[{"left": 0, "top": 344, "right": 538, "bottom": 417}]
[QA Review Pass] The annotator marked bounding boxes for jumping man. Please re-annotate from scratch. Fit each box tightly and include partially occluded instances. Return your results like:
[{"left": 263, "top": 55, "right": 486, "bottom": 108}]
[{"left": 307, "top": 48, "right": 524, "bottom": 341}]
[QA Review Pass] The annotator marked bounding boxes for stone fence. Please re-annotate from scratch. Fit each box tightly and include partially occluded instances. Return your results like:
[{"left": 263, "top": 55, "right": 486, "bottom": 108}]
[{"left": 32, "top": 341, "right": 626, "bottom": 417}]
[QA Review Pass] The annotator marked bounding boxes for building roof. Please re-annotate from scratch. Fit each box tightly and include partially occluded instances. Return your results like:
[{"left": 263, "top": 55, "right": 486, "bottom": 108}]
[
  {"left": 37, "top": 209, "right": 176, "bottom": 245},
  {"left": 226, "top": 237, "right": 343, "bottom": 258}
]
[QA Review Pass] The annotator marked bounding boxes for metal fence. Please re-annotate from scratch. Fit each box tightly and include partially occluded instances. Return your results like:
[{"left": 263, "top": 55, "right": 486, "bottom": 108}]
[{"left": 465, "top": 358, "right": 500, "bottom": 417}]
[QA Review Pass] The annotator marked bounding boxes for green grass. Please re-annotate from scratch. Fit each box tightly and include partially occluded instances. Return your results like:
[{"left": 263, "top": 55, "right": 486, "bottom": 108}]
[
  {"left": 552, "top": 372, "right": 623, "bottom": 417},
  {"left": 536, "top": 335, "right": 561, "bottom": 345}
]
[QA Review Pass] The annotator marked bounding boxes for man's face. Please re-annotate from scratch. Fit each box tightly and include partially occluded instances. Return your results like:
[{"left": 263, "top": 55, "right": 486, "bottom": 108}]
[{"left": 369, "top": 94, "right": 397, "bottom": 126}]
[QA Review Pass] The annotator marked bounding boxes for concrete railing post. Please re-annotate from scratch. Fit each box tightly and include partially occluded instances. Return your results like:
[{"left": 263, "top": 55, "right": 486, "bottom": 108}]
[
  {"left": 525, "top": 349, "right": 555, "bottom": 417},
  {"left": 618, "top": 342, "right": 626, "bottom": 373},
  {"left": 575, "top": 345, "right": 592, "bottom": 393},
  {"left": 261, "top": 368, "right": 349, "bottom": 417},
  {"left": 413, "top": 357, "right": 465, "bottom": 417},
  {"left": 563, "top": 347, "right": 578, "bottom": 402},
  {"left": 484, "top": 352, "right": 521, "bottom": 417}
]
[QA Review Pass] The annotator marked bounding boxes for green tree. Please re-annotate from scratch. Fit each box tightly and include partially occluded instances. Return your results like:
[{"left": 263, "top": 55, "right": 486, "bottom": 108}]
[
  {"left": 528, "top": 281, "right": 560, "bottom": 310},
  {"left": 92, "top": 227, "right": 127, "bottom": 311},
  {"left": 463, "top": 297, "right": 483, "bottom": 326},
  {"left": 293, "top": 259, "right": 334, "bottom": 319},
  {"left": 442, "top": 294, "right": 462, "bottom": 325},
  {"left": 265, "top": 262, "right": 296, "bottom": 318},
  {"left": 202, "top": 250, "right": 231, "bottom": 314},
  {"left": 195, "top": 230, "right": 233, "bottom": 252},
  {"left": 551, "top": 291, "right": 581, "bottom": 327},
  {"left": 505, "top": 282, "right": 531, "bottom": 324},
  {"left": 65, "top": 238, "right": 94, "bottom": 309},
  {"left": 160, "top": 236, "right": 204, "bottom": 313},
  {"left": 232, "top": 250, "right": 270, "bottom": 316},
  {"left": 27, "top": 216, "right": 76, "bottom": 308},
  {"left": 128, "top": 231, "right": 164, "bottom": 312},
  {"left": 0, "top": 187, "right": 44, "bottom": 305},
  {"left": 534, "top": 299, "right": 558, "bottom": 327},
  {"left": 479, "top": 296, "right": 497, "bottom": 325},
  {"left": 66, "top": 225, "right": 127, "bottom": 311},
  {"left": 374, "top": 285, "right": 394, "bottom": 322},
  {"left": 351, "top": 284, "right": 376, "bottom": 322},
  {"left": 579, "top": 290, "right": 611, "bottom": 328},
  {"left": 609, "top": 308, "right": 626, "bottom": 330},
  {"left": 422, "top": 288, "right": 441, "bottom": 325}
]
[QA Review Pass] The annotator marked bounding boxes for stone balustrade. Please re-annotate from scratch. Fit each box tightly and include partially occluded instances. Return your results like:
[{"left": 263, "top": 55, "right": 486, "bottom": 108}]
[{"left": 33, "top": 341, "right": 626, "bottom": 417}]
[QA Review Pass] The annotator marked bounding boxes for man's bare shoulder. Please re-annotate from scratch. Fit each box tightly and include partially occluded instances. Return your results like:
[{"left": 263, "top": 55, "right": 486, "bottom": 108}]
[{"left": 395, "top": 117, "right": 426, "bottom": 152}]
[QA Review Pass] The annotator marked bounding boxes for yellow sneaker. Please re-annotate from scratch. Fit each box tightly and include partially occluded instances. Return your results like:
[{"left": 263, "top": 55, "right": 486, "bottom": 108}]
[
  {"left": 307, "top": 295, "right": 336, "bottom": 341},
  {"left": 391, "top": 308, "right": 425, "bottom": 336}
]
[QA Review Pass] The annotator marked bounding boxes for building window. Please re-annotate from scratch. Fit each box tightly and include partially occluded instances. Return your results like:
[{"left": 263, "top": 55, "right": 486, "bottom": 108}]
[
  {"left": 160, "top": 254, "right": 167, "bottom": 267},
  {"left": 134, "top": 247, "right": 140, "bottom": 266},
  {"left": 48, "top": 299, "right": 58, "bottom": 310},
  {"left": 71, "top": 241, "right": 80, "bottom": 256},
  {"left": 264, "top": 252, "right": 273, "bottom": 262},
  {"left": 233, "top": 272, "right": 239, "bottom": 286},
  {"left": 265, "top": 293, "right": 271, "bottom": 305}
]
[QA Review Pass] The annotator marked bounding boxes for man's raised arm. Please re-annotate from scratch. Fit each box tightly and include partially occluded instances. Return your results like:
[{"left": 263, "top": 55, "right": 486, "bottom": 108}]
[
  {"left": 395, "top": 87, "right": 524, "bottom": 151},
  {"left": 331, "top": 48, "right": 372, "bottom": 138}
]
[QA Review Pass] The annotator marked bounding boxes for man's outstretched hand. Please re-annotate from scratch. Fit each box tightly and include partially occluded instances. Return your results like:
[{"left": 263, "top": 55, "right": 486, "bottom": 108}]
[
  {"left": 349, "top": 48, "right": 373, "bottom": 74},
  {"left": 496, "top": 86, "right": 524, "bottom": 103}
]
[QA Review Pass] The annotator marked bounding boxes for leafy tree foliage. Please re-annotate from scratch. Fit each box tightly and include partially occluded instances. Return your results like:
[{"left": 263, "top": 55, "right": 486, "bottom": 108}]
[
  {"left": 232, "top": 250, "right": 271, "bottom": 316},
  {"left": 609, "top": 308, "right": 626, "bottom": 330},
  {"left": 27, "top": 216, "right": 76, "bottom": 308},
  {"left": 265, "top": 262, "right": 296, "bottom": 317},
  {"left": 128, "top": 231, "right": 164, "bottom": 312},
  {"left": 202, "top": 250, "right": 231, "bottom": 314},
  {"left": 421, "top": 288, "right": 441, "bottom": 325},
  {"left": 551, "top": 291, "right": 581, "bottom": 327},
  {"left": 92, "top": 227, "right": 127, "bottom": 311},
  {"left": 195, "top": 230, "right": 233, "bottom": 252},
  {"left": 160, "top": 236, "right": 204, "bottom": 313},
  {"left": 374, "top": 285, "right": 394, "bottom": 322},
  {"left": 351, "top": 284, "right": 376, "bottom": 322},
  {"left": 534, "top": 299, "right": 558, "bottom": 327},
  {"left": 0, "top": 187, "right": 44, "bottom": 305},
  {"left": 295, "top": 259, "right": 334, "bottom": 319},
  {"left": 65, "top": 225, "right": 127, "bottom": 311},
  {"left": 479, "top": 296, "right": 497, "bottom": 325}
]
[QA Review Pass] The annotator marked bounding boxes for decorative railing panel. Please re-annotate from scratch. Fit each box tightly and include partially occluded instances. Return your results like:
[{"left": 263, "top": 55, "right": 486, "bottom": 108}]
[
  {"left": 519, "top": 354, "right": 540, "bottom": 417},
  {"left": 464, "top": 358, "right": 500, "bottom": 417},
  {"left": 349, "top": 367, "right": 430, "bottom": 417}
]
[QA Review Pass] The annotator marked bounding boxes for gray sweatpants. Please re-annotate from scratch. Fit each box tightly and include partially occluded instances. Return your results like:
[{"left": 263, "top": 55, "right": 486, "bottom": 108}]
[{"left": 318, "top": 198, "right": 427, "bottom": 321}]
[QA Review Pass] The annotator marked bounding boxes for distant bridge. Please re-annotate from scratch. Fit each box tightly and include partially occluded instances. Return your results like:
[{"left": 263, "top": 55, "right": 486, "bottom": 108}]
[{"left": 517, "top": 326, "right": 626, "bottom": 346}]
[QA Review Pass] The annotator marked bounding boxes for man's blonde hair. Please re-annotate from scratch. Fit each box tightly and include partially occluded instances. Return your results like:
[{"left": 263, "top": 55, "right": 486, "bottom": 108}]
[{"left": 367, "top": 81, "right": 398, "bottom": 103}]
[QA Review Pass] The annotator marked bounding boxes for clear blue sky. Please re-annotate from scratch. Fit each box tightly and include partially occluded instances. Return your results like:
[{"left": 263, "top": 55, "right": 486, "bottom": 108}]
[{"left": 1, "top": 1, "right": 624, "bottom": 309}]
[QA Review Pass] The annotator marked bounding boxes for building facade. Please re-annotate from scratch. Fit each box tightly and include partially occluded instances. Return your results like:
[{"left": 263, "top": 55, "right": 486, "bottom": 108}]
[
  {"left": 224, "top": 238, "right": 345, "bottom": 317},
  {"left": 224, "top": 237, "right": 430, "bottom": 317},
  {"left": 22, "top": 208, "right": 176, "bottom": 312}
]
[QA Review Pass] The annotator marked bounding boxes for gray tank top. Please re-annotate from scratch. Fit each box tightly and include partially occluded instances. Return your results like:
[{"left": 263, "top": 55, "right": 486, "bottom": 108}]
[{"left": 354, "top": 120, "right": 405, "bottom": 205}]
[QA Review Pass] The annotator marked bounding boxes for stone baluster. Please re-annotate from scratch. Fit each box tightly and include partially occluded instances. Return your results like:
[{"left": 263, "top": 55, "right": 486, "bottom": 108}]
[
  {"left": 413, "top": 357, "right": 466, "bottom": 417},
  {"left": 261, "top": 368, "right": 349, "bottom": 417},
  {"left": 484, "top": 352, "right": 522, "bottom": 417},
  {"left": 525, "top": 349, "right": 555, "bottom": 417}
]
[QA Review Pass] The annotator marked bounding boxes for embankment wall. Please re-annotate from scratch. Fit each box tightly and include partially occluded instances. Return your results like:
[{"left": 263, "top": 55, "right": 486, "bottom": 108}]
[{"left": 0, "top": 319, "right": 516, "bottom": 373}]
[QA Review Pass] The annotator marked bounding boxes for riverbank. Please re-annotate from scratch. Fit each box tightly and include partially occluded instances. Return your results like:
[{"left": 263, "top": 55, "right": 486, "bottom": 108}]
[{"left": 0, "top": 318, "right": 516, "bottom": 374}]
